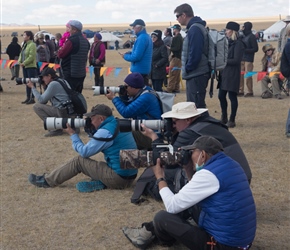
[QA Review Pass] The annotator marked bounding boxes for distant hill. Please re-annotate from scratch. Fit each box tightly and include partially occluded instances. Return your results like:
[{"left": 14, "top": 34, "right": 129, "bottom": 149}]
[{"left": 0, "top": 23, "right": 36, "bottom": 27}]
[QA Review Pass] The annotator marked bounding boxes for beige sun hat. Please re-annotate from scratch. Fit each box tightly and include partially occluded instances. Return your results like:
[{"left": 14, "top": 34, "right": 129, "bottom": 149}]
[
  {"left": 161, "top": 102, "right": 208, "bottom": 119},
  {"left": 283, "top": 15, "right": 290, "bottom": 22}
]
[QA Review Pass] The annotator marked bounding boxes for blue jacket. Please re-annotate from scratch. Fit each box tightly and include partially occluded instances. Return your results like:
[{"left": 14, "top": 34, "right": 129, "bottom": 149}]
[
  {"left": 99, "top": 116, "right": 137, "bottom": 176},
  {"left": 112, "top": 86, "right": 162, "bottom": 120},
  {"left": 124, "top": 29, "right": 153, "bottom": 75},
  {"left": 198, "top": 152, "right": 256, "bottom": 247}
]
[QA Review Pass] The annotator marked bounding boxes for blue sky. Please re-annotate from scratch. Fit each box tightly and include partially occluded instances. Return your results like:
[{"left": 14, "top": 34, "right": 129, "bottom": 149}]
[{"left": 1, "top": 0, "right": 289, "bottom": 26}]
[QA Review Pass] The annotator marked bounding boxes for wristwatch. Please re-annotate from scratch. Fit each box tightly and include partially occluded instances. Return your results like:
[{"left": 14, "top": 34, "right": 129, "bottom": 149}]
[{"left": 156, "top": 177, "right": 166, "bottom": 185}]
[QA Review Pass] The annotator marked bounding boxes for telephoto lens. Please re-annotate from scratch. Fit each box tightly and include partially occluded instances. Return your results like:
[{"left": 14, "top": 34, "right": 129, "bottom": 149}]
[
  {"left": 118, "top": 119, "right": 165, "bottom": 132},
  {"left": 44, "top": 117, "right": 86, "bottom": 130},
  {"left": 15, "top": 77, "right": 41, "bottom": 85},
  {"left": 92, "top": 86, "right": 120, "bottom": 95}
]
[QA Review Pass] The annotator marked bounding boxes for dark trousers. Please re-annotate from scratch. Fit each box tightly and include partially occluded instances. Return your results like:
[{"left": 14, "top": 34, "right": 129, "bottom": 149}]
[
  {"left": 186, "top": 74, "right": 209, "bottom": 108},
  {"left": 152, "top": 79, "right": 164, "bottom": 92},
  {"left": 218, "top": 89, "right": 238, "bottom": 121},
  {"left": 23, "top": 67, "right": 37, "bottom": 99},
  {"left": 153, "top": 210, "right": 247, "bottom": 250},
  {"left": 141, "top": 74, "right": 149, "bottom": 86},
  {"left": 93, "top": 67, "right": 104, "bottom": 87},
  {"left": 64, "top": 76, "right": 85, "bottom": 93}
]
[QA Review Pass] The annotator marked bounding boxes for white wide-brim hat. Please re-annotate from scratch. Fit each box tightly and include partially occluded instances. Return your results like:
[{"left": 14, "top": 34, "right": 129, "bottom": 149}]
[
  {"left": 161, "top": 102, "right": 208, "bottom": 119},
  {"left": 283, "top": 15, "right": 290, "bottom": 22}
]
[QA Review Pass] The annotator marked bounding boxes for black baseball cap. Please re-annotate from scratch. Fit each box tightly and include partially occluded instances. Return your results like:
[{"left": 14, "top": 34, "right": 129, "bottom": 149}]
[
  {"left": 181, "top": 135, "right": 223, "bottom": 155},
  {"left": 130, "top": 19, "right": 146, "bottom": 27}
]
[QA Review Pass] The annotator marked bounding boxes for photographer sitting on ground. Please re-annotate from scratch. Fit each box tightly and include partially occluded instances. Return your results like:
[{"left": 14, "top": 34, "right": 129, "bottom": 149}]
[
  {"left": 28, "top": 104, "right": 138, "bottom": 193},
  {"left": 105, "top": 72, "right": 162, "bottom": 150},
  {"left": 123, "top": 136, "right": 256, "bottom": 249},
  {"left": 26, "top": 67, "right": 73, "bottom": 137}
]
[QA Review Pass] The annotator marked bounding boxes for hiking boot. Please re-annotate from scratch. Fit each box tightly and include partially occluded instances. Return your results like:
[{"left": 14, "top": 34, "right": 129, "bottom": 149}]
[
  {"left": 76, "top": 180, "right": 105, "bottom": 193},
  {"left": 122, "top": 225, "right": 155, "bottom": 249},
  {"left": 28, "top": 174, "right": 50, "bottom": 188},
  {"left": 220, "top": 115, "right": 228, "bottom": 125},
  {"left": 275, "top": 94, "right": 282, "bottom": 99},
  {"left": 261, "top": 91, "right": 273, "bottom": 99},
  {"left": 244, "top": 93, "right": 254, "bottom": 97},
  {"left": 44, "top": 130, "right": 63, "bottom": 137},
  {"left": 26, "top": 98, "right": 35, "bottom": 104},
  {"left": 21, "top": 98, "right": 30, "bottom": 104},
  {"left": 226, "top": 120, "right": 236, "bottom": 128}
]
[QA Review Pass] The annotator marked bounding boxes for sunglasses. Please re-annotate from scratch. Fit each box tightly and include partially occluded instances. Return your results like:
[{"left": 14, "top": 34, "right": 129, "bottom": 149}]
[
  {"left": 266, "top": 49, "right": 273, "bottom": 52},
  {"left": 176, "top": 13, "right": 183, "bottom": 19}
]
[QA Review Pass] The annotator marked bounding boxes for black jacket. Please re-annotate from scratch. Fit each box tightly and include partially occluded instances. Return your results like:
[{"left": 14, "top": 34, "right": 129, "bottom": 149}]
[
  {"left": 6, "top": 42, "right": 22, "bottom": 60},
  {"left": 241, "top": 30, "right": 259, "bottom": 62},
  {"left": 150, "top": 40, "right": 168, "bottom": 80},
  {"left": 220, "top": 38, "right": 245, "bottom": 93},
  {"left": 172, "top": 114, "right": 252, "bottom": 182}
]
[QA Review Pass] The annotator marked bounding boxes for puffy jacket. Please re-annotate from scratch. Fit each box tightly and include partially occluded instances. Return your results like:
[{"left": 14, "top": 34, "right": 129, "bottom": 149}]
[
  {"left": 199, "top": 152, "right": 256, "bottom": 247},
  {"left": 99, "top": 116, "right": 138, "bottom": 177},
  {"left": 181, "top": 16, "right": 210, "bottom": 79},
  {"left": 112, "top": 87, "right": 162, "bottom": 120},
  {"left": 124, "top": 29, "right": 153, "bottom": 75},
  {"left": 60, "top": 31, "right": 90, "bottom": 78}
]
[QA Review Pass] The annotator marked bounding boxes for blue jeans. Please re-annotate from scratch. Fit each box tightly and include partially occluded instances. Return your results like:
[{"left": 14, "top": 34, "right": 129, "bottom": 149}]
[{"left": 23, "top": 67, "right": 37, "bottom": 99}]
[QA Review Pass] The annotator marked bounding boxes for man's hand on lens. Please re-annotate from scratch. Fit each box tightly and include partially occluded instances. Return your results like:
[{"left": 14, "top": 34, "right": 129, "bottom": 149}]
[
  {"left": 140, "top": 124, "right": 159, "bottom": 141},
  {"left": 105, "top": 90, "right": 115, "bottom": 100},
  {"left": 64, "top": 123, "right": 76, "bottom": 136}
]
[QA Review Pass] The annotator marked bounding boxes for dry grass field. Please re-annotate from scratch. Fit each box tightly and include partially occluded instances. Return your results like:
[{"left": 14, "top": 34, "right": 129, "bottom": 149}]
[{"left": 0, "top": 19, "right": 289, "bottom": 250}]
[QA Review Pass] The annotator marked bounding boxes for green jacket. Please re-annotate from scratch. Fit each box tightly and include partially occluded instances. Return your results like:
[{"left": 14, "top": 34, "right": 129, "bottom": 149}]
[{"left": 18, "top": 40, "right": 37, "bottom": 68}]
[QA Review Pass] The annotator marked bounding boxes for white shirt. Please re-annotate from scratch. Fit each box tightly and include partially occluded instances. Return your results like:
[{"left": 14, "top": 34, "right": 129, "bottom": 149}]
[{"left": 159, "top": 169, "right": 220, "bottom": 214}]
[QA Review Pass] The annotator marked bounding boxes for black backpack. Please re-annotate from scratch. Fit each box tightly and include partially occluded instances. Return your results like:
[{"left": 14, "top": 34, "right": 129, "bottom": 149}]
[{"left": 56, "top": 79, "right": 87, "bottom": 116}]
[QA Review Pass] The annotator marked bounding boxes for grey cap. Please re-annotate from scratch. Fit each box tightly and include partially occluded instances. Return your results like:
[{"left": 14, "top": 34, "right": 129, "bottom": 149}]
[
  {"left": 84, "top": 104, "right": 112, "bottom": 117},
  {"left": 181, "top": 135, "right": 223, "bottom": 155}
]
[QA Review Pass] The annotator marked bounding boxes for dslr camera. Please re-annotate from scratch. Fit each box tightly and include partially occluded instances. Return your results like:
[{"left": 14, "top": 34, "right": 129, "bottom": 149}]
[
  {"left": 15, "top": 77, "right": 43, "bottom": 85},
  {"left": 119, "top": 143, "right": 193, "bottom": 169}
]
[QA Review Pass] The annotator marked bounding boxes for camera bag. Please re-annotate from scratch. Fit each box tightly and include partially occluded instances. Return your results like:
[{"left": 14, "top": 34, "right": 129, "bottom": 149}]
[{"left": 56, "top": 79, "right": 87, "bottom": 116}]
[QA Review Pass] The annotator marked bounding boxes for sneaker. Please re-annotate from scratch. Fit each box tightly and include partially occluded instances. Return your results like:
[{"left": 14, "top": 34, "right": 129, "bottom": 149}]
[
  {"left": 44, "top": 130, "right": 63, "bottom": 137},
  {"left": 275, "top": 94, "right": 282, "bottom": 99},
  {"left": 76, "top": 180, "right": 105, "bottom": 192},
  {"left": 122, "top": 226, "right": 155, "bottom": 249},
  {"left": 26, "top": 98, "right": 35, "bottom": 104},
  {"left": 28, "top": 174, "right": 50, "bottom": 188},
  {"left": 226, "top": 121, "right": 236, "bottom": 128},
  {"left": 261, "top": 91, "right": 273, "bottom": 99},
  {"left": 244, "top": 93, "right": 254, "bottom": 97}
]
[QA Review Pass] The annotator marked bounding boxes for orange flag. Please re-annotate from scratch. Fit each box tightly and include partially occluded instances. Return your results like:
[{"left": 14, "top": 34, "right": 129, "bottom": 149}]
[
  {"left": 105, "top": 67, "right": 114, "bottom": 76},
  {"left": 100, "top": 67, "right": 107, "bottom": 76}
]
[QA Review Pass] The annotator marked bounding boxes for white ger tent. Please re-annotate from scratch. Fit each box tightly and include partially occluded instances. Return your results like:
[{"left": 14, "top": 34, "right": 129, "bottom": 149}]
[
  {"left": 89, "top": 32, "right": 122, "bottom": 48},
  {"left": 263, "top": 20, "right": 285, "bottom": 41}
]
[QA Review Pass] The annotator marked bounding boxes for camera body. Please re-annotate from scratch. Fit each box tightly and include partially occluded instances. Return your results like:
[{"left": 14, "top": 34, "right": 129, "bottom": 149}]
[
  {"left": 119, "top": 143, "right": 192, "bottom": 169},
  {"left": 61, "top": 100, "right": 75, "bottom": 115},
  {"left": 15, "top": 77, "right": 42, "bottom": 85}
]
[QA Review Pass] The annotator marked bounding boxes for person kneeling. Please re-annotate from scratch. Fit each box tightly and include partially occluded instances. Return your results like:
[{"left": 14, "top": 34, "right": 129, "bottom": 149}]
[
  {"left": 28, "top": 104, "right": 138, "bottom": 193},
  {"left": 123, "top": 135, "right": 256, "bottom": 249}
]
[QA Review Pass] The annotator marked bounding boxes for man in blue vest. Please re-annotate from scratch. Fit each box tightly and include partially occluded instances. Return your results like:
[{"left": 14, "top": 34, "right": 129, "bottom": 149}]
[
  {"left": 28, "top": 104, "right": 138, "bottom": 192},
  {"left": 123, "top": 135, "right": 256, "bottom": 249}
]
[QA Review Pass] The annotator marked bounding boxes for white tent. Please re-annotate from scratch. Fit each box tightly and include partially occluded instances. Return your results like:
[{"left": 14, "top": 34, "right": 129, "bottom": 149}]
[
  {"left": 89, "top": 32, "right": 122, "bottom": 48},
  {"left": 263, "top": 20, "right": 285, "bottom": 41}
]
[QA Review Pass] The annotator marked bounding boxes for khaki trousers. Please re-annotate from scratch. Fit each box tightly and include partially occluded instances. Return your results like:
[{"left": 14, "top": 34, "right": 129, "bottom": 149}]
[
  {"left": 240, "top": 61, "right": 254, "bottom": 94},
  {"left": 167, "top": 57, "right": 181, "bottom": 92},
  {"left": 261, "top": 75, "right": 281, "bottom": 95},
  {"left": 45, "top": 156, "right": 134, "bottom": 189},
  {"left": 33, "top": 103, "right": 68, "bottom": 122}
]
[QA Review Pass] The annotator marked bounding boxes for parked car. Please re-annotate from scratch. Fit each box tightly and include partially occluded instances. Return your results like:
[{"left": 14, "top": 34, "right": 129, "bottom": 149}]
[{"left": 124, "top": 29, "right": 133, "bottom": 34}]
